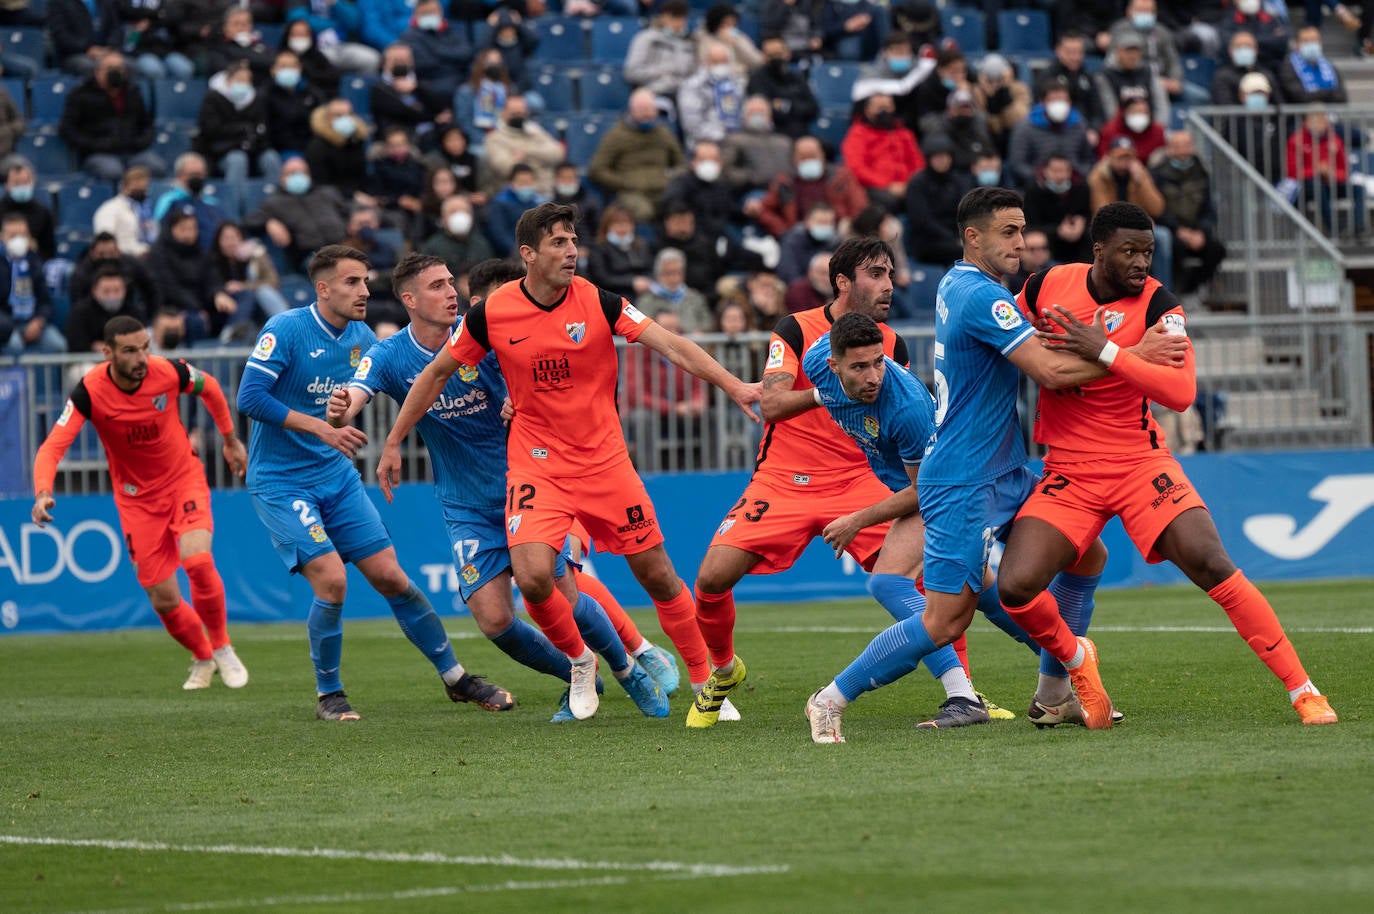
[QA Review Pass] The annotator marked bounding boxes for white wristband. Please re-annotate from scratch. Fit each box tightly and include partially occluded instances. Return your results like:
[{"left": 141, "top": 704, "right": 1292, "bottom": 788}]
[
  {"left": 813, "top": 387, "right": 823, "bottom": 406},
  {"left": 1097, "top": 340, "right": 1120, "bottom": 368}
]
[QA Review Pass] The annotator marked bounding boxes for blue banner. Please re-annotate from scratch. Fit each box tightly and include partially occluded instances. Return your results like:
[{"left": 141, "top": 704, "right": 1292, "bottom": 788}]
[{"left": 2, "top": 449, "right": 1372, "bottom": 634}]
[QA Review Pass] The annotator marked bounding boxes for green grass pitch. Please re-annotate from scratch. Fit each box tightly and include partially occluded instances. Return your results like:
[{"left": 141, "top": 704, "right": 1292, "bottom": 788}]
[{"left": 2, "top": 579, "right": 1370, "bottom": 913}]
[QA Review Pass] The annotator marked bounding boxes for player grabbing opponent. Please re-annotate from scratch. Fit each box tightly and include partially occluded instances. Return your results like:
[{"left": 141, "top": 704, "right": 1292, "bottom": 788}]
[
  {"left": 236, "top": 244, "right": 512, "bottom": 721},
  {"left": 383, "top": 204, "right": 760, "bottom": 720},
  {"left": 336, "top": 253, "right": 670, "bottom": 721},
  {"left": 32, "top": 316, "right": 250, "bottom": 690},
  {"left": 996, "top": 202, "right": 1337, "bottom": 727}
]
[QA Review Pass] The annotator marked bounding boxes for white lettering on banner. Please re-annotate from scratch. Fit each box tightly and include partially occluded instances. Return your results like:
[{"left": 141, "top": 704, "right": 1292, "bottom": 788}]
[
  {"left": 1, "top": 600, "right": 16, "bottom": 629},
  {"left": 419, "top": 563, "right": 460, "bottom": 594},
  {"left": 1243, "top": 474, "right": 1374, "bottom": 560},
  {"left": 0, "top": 521, "right": 123, "bottom": 586}
]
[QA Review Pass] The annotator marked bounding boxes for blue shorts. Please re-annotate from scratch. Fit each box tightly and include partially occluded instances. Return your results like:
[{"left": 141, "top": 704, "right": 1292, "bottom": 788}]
[
  {"left": 251, "top": 474, "right": 392, "bottom": 574},
  {"left": 919, "top": 465, "right": 1036, "bottom": 595},
  {"left": 442, "top": 501, "right": 573, "bottom": 603}
]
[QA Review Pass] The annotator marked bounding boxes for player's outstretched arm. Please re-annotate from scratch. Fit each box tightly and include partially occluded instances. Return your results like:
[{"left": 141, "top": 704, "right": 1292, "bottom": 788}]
[
  {"left": 377, "top": 348, "right": 460, "bottom": 503},
  {"left": 188, "top": 368, "right": 247, "bottom": 476},
  {"left": 760, "top": 371, "right": 825, "bottom": 422},
  {"left": 237, "top": 366, "right": 367, "bottom": 459},
  {"left": 635, "top": 322, "right": 761, "bottom": 423},
  {"left": 31, "top": 397, "right": 88, "bottom": 522}
]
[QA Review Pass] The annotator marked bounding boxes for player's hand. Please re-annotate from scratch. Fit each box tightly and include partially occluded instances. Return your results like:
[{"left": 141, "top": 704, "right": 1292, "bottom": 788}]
[
  {"left": 500, "top": 397, "right": 514, "bottom": 425},
  {"left": 1132, "top": 320, "right": 1189, "bottom": 367},
  {"left": 318, "top": 422, "right": 367, "bottom": 459},
  {"left": 222, "top": 436, "right": 247, "bottom": 477},
  {"left": 376, "top": 441, "right": 402, "bottom": 504},
  {"left": 31, "top": 493, "right": 55, "bottom": 527},
  {"left": 732, "top": 380, "right": 763, "bottom": 424},
  {"left": 326, "top": 387, "right": 352, "bottom": 425},
  {"left": 821, "top": 512, "right": 863, "bottom": 558},
  {"left": 1037, "top": 305, "right": 1109, "bottom": 362}
]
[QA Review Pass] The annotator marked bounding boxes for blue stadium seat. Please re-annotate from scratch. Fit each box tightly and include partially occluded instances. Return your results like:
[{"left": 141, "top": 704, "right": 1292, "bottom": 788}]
[
  {"left": 589, "top": 17, "right": 638, "bottom": 63},
  {"left": 57, "top": 182, "right": 114, "bottom": 233},
  {"left": 579, "top": 65, "right": 630, "bottom": 113},
  {"left": 903, "top": 263, "right": 946, "bottom": 315},
  {"left": 154, "top": 78, "right": 207, "bottom": 123},
  {"left": 1182, "top": 54, "right": 1217, "bottom": 90},
  {"left": 811, "top": 62, "right": 862, "bottom": 108},
  {"left": 1, "top": 76, "right": 25, "bottom": 117},
  {"left": 533, "top": 68, "right": 578, "bottom": 113},
  {"left": 560, "top": 113, "right": 615, "bottom": 165},
  {"left": 941, "top": 6, "right": 986, "bottom": 55},
  {"left": 996, "top": 10, "right": 1051, "bottom": 55},
  {"left": 30, "top": 74, "right": 75, "bottom": 124},
  {"left": 239, "top": 180, "right": 275, "bottom": 220},
  {"left": 4, "top": 27, "right": 44, "bottom": 66},
  {"left": 341, "top": 75, "right": 374, "bottom": 120},
  {"left": 529, "top": 16, "right": 590, "bottom": 62},
  {"left": 737, "top": 15, "right": 760, "bottom": 44},
  {"left": 201, "top": 179, "right": 239, "bottom": 222},
  {"left": 810, "top": 110, "right": 850, "bottom": 154},
  {"left": 18, "top": 132, "right": 73, "bottom": 177},
  {"left": 257, "top": 23, "right": 284, "bottom": 48},
  {"left": 152, "top": 127, "right": 194, "bottom": 163},
  {"left": 279, "top": 274, "right": 314, "bottom": 309}
]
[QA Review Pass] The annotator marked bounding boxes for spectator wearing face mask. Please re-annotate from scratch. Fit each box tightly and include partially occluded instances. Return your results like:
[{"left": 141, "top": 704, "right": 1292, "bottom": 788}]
[
  {"left": 1042, "top": 31, "right": 1107, "bottom": 134},
  {"left": 972, "top": 53, "right": 1031, "bottom": 156},
  {"left": 722, "top": 96, "right": 794, "bottom": 194},
  {"left": 66, "top": 266, "right": 142, "bottom": 353},
  {"left": 197, "top": 62, "right": 283, "bottom": 189},
  {"left": 483, "top": 163, "right": 547, "bottom": 256},
  {"left": 151, "top": 153, "right": 227, "bottom": 251},
  {"left": 143, "top": 208, "right": 227, "bottom": 344},
  {"left": 776, "top": 201, "right": 839, "bottom": 284},
  {"left": 551, "top": 161, "right": 602, "bottom": 244},
  {"left": 0, "top": 214, "right": 62, "bottom": 354},
  {"left": 662, "top": 141, "right": 740, "bottom": 242},
  {"left": 206, "top": 7, "right": 275, "bottom": 81},
  {"left": 919, "top": 89, "right": 996, "bottom": 173},
  {"left": 243, "top": 157, "right": 351, "bottom": 269},
  {"left": 678, "top": 40, "right": 748, "bottom": 148},
  {"left": 1220, "top": 0, "right": 1290, "bottom": 73},
  {"left": 265, "top": 50, "right": 331, "bottom": 157},
  {"left": 425, "top": 126, "right": 483, "bottom": 201},
  {"left": 1279, "top": 26, "right": 1347, "bottom": 105},
  {"left": 841, "top": 92, "right": 925, "bottom": 212},
  {"left": 370, "top": 44, "right": 454, "bottom": 143},
  {"left": 59, "top": 51, "right": 166, "bottom": 182},
  {"left": 481, "top": 95, "right": 565, "bottom": 197},
  {"left": 589, "top": 89, "right": 686, "bottom": 223},
  {"left": 305, "top": 98, "right": 372, "bottom": 201},
  {"left": 94, "top": 166, "right": 157, "bottom": 257},
  {"left": 1212, "top": 30, "right": 1281, "bottom": 106},
  {"left": 402, "top": 0, "right": 472, "bottom": 98},
  {"left": 1231, "top": 72, "right": 1285, "bottom": 185},
  {"left": 698, "top": 3, "right": 764, "bottom": 75},
  {"left": 745, "top": 34, "right": 820, "bottom": 140},
  {"left": 1006, "top": 80, "right": 1096, "bottom": 191},
  {"left": 587, "top": 203, "right": 655, "bottom": 301},
  {"left": 1151, "top": 130, "right": 1228, "bottom": 295},
  {"left": 277, "top": 18, "right": 345, "bottom": 95},
  {"left": 149, "top": 308, "right": 188, "bottom": 353},
  {"left": 822, "top": 0, "right": 888, "bottom": 62},
  {"left": 0, "top": 158, "right": 56, "bottom": 260},
  {"left": 366, "top": 127, "right": 428, "bottom": 223},
  {"left": 909, "top": 47, "right": 968, "bottom": 136},
  {"left": 757, "top": 135, "right": 870, "bottom": 238},
  {"left": 1023, "top": 153, "right": 1094, "bottom": 264},
  {"left": 69, "top": 233, "right": 161, "bottom": 328},
  {"left": 624, "top": 0, "right": 698, "bottom": 112},
  {"left": 1096, "top": 30, "right": 1170, "bottom": 127},
  {"left": 420, "top": 194, "right": 494, "bottom": 283},
  {"left": 1097, "top": 89, "right": 1165, "bottom": 163},
  {"left": 1107, "top": 0, "right": 1197, "bottom": 105},
  {"left": 362, "top": 0, "right": 425, "bottom": 51},
  {"left": 483, "top": 7, "right": 541, "bottom": 93},
  {"left": 454, "top": 48, "right": 516, "bottom": 140}
]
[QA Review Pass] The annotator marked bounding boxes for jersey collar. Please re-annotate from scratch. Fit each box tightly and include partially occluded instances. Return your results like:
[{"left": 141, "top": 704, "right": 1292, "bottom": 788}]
[
  {"left": 309, "top": 303, "right": 347, "bottom": 340},
  {"left": 404, "top": 324, "right": 439, "bottom": 359},
  {"left": 519, "top": 279, "right": 569, "bottom": 312}
]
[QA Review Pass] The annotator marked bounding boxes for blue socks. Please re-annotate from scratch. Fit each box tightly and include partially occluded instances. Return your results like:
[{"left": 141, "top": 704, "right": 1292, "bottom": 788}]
[
  {"left": 977, "top": 578, "right": 1040, "bottom": 657},
  {"left": 307, "top": 598, "right": 345, "bottom": 694},
  {"left": 834, "top": 612, "right": 939, "bottom": 702},
  {"left": 491, "top": 618, "right": 573, "bottom": 681},
  {"left": 868, "top": 573, "right": 961, "bottom": 681},
  {"left": 570, "top": 591, "right": 629, "bottom": 675},
  {"left": 1039, "top": 570, "right": 1101, "bottom": 677},
  {"left": 387, "top": 582, "right": 459, "bottom": 676}
]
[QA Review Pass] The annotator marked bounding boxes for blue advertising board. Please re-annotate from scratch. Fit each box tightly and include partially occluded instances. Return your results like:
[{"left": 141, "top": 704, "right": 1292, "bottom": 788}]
[{"left": 2, "top": 449, "right": 1372, "bottom": 634}]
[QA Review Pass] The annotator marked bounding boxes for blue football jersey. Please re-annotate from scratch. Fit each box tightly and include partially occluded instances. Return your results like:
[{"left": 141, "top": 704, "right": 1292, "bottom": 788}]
[
  {"left": 243, "top": 304, "right": 376, "bottom": 490},
  {"left": 920, "top": 262, "right": 1036, "bottom": 486},
  {"left": 349, "top": 322, "right": 508, "bottom": 511},
  {"left": 804, "top": 333, "right": 936, "bottom": 494}
]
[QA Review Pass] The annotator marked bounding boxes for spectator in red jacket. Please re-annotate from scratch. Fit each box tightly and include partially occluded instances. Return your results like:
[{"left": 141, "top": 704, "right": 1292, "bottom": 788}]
[
  {"left": 1286, "top": 109, "right": 1366, "bottom": 238},
  {"left": 1096, "top": 88, "right": 1166, "bottom": 163},
  {"left": 840, "top": 93, "right": 925, "bottom": 212}
]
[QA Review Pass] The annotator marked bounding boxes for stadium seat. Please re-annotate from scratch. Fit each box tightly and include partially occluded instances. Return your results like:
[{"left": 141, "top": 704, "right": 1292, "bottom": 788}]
[
  {"left": 904, "top": 263, "right": 946, "bottom": 314},
  {"left": 341, "top": 75, "right": 374, "bottom": 120},
  {"left": 257, "top": 23, "right": 284, "bottom": 48},
  {"left": 560, "top": 113, "right": 615, "bottom": 166},
  {"left": 152, "top": 127, "right": 194, "bottom": 163},
  {"left": 17, "top": 132, "right": 73, "bottom": 177},
  {"left": 589, "top": 17, "right": 638, "bottom": 64},
  {"left": 56, "top": 182, "right": 114, "bottom": 233},
  {"left": 279, "top": 274, "right": 314, "bottom": 309},
  {"left": 201, "top": 179, "right": 239, "bottom": 222},
  {"left": 811, "top": 62, "right": 862, "bottom": 108},
  {"left": 580, "top": 65, "right": 631, "bottom": 114},
  {"left": 533, "top": 68, "right": 578, "bottom": 113},
  {"left": 529, "top": 17, "right": 590, "bottom": 63},
  {"left": 737, "top": 15, "right": 760, "bottom": 44},
  {"left": 1, "top": 76, "right": 25, "bottom": 117},
  {"left": 154, "top": 78, "right": 207, "bottom": 123},
  {"left": 996, "top": 10, "right": 1051, "bottom": 55},
  {"left": 239, "top": 180, "right": 275, "bottom": 220},
  {"left": 30, "top": 74, "right": 74, "bottom": 125},
  {"left": 810, "top": 110, "right": 850, "bottom": 154},
  {"left": 4, "top": 27, "right": 43, "bottom": 66},
  {"left": 941, "top": 6, "right": 986, "bottom": 56},
  {"left": 1182, "top": 54, "right": 1217, "bottom": 90}
]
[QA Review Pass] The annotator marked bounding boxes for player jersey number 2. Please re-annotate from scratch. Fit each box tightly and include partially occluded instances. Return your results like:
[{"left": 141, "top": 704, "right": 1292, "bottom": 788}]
[
  {"left": 932, "top": 369, "right": 949, "bottom": 427},
  {"left": 291, "top": 499, "right": 320, "bottom": 527}
]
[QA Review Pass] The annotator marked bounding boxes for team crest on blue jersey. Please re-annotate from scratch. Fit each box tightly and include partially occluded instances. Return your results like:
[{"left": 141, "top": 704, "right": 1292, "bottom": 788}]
[
  {"left": 308, "top": 523, "right": 327, "bottom": 544},
  {"left": 1103, "top": 310, "right": 1125, "bottom": 333},
  {"left": 461, "top": 563, "right": 480, "bottom": 585},
  {"left": 991, "top": 300, "right": 1023, "bottom": 330},
  {"left": 349, "top": 346, "right": 361, "bottom": 367},
  {"left": 151, "top": 393, "right": 167, "bottom": 411},
  {"left": 566, "top": 321, "right": 586, "bottom": 343},
  {"left": 507, "top": 515, "right": 522, "bottom": 534},
  {"left": 458, "top": 363, "right": 479, "bottom": 382},
  {"left": 863, "top": 415, "right": 879, "bottom": 438}
]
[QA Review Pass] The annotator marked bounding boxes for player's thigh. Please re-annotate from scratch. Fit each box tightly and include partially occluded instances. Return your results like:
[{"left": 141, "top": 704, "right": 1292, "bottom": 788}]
[
  {"left": 504, "top": 466, "right": 577, "bottom": 555},
  {"left": 510, "top": 541, "right": 560, "bottom": 601},
  {"left": 250, "top": 488, "right": 339, "bottom": 574},
  {"left": 870, "top": 512, "right": 924, "bottom": 577},
  {"left": 1003, "top": 465, "right": 1111, "bottom": 599},
  {"left": 1114, "top": 456, "right": 1212, "bottom": 565},
  {"left": 319, "top": 476, "right": 393, "bottom": 568},
  {"left": 116, "top": 493, "right": 181, "bottom": 591},
  {"left": 299, "top": 549, "right": 349, "bottom": 603},
  {"left": 705, "top": 477, "right": 828, "bottom": 575},
  {"left": 166, "top": 470, "right": 214, "bottom": 549},
  {"left": 465, "top": 571, "right": 517, "bottom": 635},
  {"left": 696, "top": 544, "right": 763, "bottom": 594}
]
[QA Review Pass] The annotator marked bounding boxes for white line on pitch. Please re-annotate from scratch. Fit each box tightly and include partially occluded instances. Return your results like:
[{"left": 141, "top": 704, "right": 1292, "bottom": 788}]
[
  {"left": 0, "top": 835, "right": 788, "bottom": 878},
  {"left": 745, "top": 624, "right": 1374, "bottom": 635}
]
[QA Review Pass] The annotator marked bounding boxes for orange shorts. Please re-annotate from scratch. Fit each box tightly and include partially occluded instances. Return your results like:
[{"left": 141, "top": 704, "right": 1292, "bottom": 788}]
[
  {"left": 1015, "top": 453, "right": 1208, "bottom": 564},
  {"left": 115, "top": 469, "right": 214, "bottom": 587},
  {"left": 708, "top": 471, "right": 893, "bottom": 574},
  {"left": 505, "top": 454, "right": 664, "bottom": 557}
]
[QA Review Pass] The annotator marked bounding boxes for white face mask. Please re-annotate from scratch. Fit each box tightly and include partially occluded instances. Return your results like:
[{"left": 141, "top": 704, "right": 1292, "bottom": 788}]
[
  {"left": 288, "top": 37, "right": 313, "bottom": 54},
  {"left": 1237, "top": 0, "right": 1261, "bottom": 14},
  {"left": 232, "top": 31, "right": 254, "bottom": 48},
  {"left": 446, "top": 211, "right": 473, "bottom": 236},
  {"left": 694, "top": 160, "right": 721, "bottom": 183},
  {"left": 97, "top": 295, "right": 125, "bottom": 313},
  {"left": 708, "top": 64, "right": 733, "bottom": 81},
  {"left": 1045, "top": 99, "right": 1071, "bottom": 123},
  {"left": 1125, "top": 112, "right": 1151, "bottom": 133},
  {"left": 5, "top": 235, "right": 28, "bottom": 259}
]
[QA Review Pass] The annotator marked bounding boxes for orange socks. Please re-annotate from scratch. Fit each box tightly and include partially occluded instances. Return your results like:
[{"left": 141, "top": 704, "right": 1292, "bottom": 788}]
[
  {"left": 524, "top": 589, "right": 587, "bottom": 658},
  {"left": 159, "top": 601, "right": 213, "bottom": 660},
  {"left": 1003, "top": 589, "right": 1079, "bottom": 664},
  {"left": 1209, "top": 570, "right": 1309, "bottom": 691},
  {"left": 693, "top": 584, "right": 737, "bottom": 670},
  {"left": 655, "top": 580, "right": 710, "bottom": 683},
  {"left": 182, "top": 552, "right": 229, "bottom": 650}
]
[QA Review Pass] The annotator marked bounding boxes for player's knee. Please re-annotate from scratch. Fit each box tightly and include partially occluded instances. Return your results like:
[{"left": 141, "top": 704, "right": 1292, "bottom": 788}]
[
  {"left": 312, "top": 573, "right": 348, "bottom": 604},
  {"left": 1187, "top": 549, "right": 1237, "bottom": 591},
  {"left": 148, "top": 590, "right": 181, "bottom": 614},
  {"left": 515, "top": 572, "right": 555, "bottom": 604}
]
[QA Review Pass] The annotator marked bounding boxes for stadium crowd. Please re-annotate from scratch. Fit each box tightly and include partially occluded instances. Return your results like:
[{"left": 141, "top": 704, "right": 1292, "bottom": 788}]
[{"left": 0, "top": 0, "right": 1367, "bottom": 359}]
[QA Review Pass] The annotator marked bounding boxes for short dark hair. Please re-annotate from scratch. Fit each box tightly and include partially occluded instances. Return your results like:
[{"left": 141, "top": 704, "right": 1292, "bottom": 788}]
[
  {"left": 2, "top": 211, "right": 28, "bottom": 230},
  {"left": 103, "top": 314, "right": 144, "bottom": 345},
  {"left": 92, "top": 231, "right": 118, "bottom": 246},
  {"left": 515, "top": 202, "right": 578, "bottom": 251},
  {"left": 308, "top": 243, "right": 370, "bottom": 282},
  {"left": 508, "top": 162, "right": 535, "bottom": 182},
  {"left": 661, "top": 0, "right": 689, "bottom": 17},
  {"left": 829, "top": 236, "right": 895, "bottom": 298},
  {"left": 956, "top": 186, "right": 1023, "bottom": 235},
  {"left": 829, "top": 311, "right": 884, "bottom": 358},
  {"left": 1090, "top": 201, "right": 1155, "bottom": 245},
  {"left": 468, "top": 258, "right": 526, "bottom": 301},
  {"left": 91, "top": 264, "right": 126, "bottom": 286},
  {"left": 391, "top": 251, "right": 448, "bottom": 299},
  {"left": 1037, "top": 75, "right": 1070, "bottom": 100},
  {"left": 705, "top": 3, "right": 737, "bottom": 32}
]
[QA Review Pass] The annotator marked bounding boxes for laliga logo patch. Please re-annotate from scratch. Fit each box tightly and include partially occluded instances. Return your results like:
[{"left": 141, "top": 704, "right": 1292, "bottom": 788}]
[
  {"left": 355, "top": 356, "right": 372, "bottom": 380},
  {"left": 507, "top": 515, "right": 523, "bottom": 534},
  {"left": 623, "top": 302, "right": 647, "bottom": 323},
  {"left": 991, "top": 300, "right": 1023, "bottom": 330},
  {"left": 863, "top": 415, "right": 879, "bottom": 438},
  {"left": 349, "top": 346, "right": 361, "bottom": 367},
  {"left": 566, "top": 321, "right": 586, "bottom": 344},
  {"left": 1103, "top": 310, "right": 1125, "bottom": 333},
  {"left": 251, "top": 332, "right": 276, "bottom": 361},
  {"left": 461, "top": 563, "right": 480, "bottom": 585},
  {"left": 56, "top": 400, "right": 74, "bottom": 427},
  {"left": 765, "top": 339, "right": 785, "bottom": 370},
  {"left": 458, "top": 363, "right": 478, "bottom": 382},
  {"left": 1162, "top": 313, "right": 1187, "bottom": 336},
  {"left": 308, "top": 523, "right": 327, "bottom": 544},
  {"left": 151, "top": 393, "right": 167, "bottom": 411}
]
